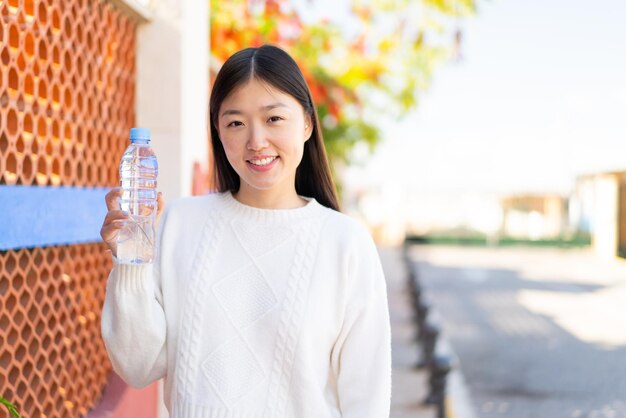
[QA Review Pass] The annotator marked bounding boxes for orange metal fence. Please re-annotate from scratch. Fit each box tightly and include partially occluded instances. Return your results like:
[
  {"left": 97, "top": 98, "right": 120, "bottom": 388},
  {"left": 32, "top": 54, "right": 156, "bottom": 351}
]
[
  {"left": 1, "top": 0, "right": 137, "bottom": 416},
  {"left": 1, "top": 245, "right": 113, "bottom": 417},
  {"left": 0, "top": 0, "right": 135, "bottom": 187}
]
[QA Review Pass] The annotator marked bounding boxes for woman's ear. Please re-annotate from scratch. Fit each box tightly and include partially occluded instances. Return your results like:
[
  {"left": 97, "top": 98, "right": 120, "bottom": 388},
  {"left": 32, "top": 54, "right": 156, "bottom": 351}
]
[{"left": 304, "top": 114, "right": 313, "bottom": 142}]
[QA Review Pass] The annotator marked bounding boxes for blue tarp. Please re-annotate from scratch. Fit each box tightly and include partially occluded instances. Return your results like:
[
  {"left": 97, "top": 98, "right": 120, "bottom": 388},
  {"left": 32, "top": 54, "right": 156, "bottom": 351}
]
[{"left": 0, "top": 185, "right": 110, "bottom": 250}]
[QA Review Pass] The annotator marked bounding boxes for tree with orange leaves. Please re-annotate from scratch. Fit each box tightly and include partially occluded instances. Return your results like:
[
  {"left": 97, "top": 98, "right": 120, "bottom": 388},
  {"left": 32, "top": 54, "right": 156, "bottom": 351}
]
[{"left": 210, "top": 0, "right": 475, "bottom": 165}]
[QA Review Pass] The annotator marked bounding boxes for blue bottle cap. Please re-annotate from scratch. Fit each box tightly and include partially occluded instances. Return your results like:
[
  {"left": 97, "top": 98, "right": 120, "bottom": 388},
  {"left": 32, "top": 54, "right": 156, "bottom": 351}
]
[{"left": 130, "top": 127, "right": 151, "bottom": 143}]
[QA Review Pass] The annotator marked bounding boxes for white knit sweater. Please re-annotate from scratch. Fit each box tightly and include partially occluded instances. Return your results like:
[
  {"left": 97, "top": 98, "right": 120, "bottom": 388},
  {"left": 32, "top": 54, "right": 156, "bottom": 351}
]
[{"left": 101, "top": 192, "right": 391, "bottom": 418}]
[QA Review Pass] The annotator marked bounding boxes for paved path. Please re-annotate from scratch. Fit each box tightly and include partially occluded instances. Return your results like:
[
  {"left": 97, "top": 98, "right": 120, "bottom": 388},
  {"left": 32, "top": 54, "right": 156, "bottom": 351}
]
[
  {"left": 379, "top": 246, "right": 435, "bottom": 418},
  {"left": 408, "top": 245, "right": 626, "bottom": 418}
]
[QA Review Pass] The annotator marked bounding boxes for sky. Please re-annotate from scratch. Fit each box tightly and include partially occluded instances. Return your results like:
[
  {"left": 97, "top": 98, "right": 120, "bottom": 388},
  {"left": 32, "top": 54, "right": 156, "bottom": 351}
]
[{"left": 350, "top": 0, "right": 626, "bottom": 196}]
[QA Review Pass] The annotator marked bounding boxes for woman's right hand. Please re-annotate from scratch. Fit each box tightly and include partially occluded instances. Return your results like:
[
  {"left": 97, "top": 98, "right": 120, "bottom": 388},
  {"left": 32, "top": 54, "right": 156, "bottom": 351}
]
[{"left": 100, "top": 187, "right": 164, "bottom": 257}]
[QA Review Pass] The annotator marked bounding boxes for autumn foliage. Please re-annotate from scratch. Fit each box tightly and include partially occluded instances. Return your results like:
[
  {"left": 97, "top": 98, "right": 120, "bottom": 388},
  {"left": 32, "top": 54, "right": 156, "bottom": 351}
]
[{"left": 210, "top": 0, "right": 475, "bottom": 164}]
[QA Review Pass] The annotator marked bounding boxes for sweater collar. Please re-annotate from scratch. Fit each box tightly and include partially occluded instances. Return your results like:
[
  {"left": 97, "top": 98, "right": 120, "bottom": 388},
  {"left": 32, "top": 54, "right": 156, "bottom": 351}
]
[{"left": 218, "top": 191, "right": 324, "bottom": 222}]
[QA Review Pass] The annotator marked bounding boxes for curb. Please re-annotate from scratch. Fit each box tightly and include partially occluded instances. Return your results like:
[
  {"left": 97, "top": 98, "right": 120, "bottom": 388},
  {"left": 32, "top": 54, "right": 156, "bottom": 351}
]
[
  {"left": 403, "top": 243, "right": 477, "bottom": 418},
  {"left": 439, "top": 338, "right": 477, "bottom": 418},
  {"left": 448, "top": 364, "right": 477, "bottom": 418}
]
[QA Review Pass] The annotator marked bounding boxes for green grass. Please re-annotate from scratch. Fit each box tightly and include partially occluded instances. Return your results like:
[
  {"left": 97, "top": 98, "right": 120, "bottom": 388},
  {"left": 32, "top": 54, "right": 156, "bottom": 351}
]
[{"left": 405, "top": 232, "right": 591, "bottom": 248}]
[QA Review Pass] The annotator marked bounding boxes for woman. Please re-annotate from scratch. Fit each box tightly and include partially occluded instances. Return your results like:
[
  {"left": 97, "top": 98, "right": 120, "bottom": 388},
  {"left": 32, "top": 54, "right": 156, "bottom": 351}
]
[{"left": 100, "top": 44, "right": 391, "bottom": 418}]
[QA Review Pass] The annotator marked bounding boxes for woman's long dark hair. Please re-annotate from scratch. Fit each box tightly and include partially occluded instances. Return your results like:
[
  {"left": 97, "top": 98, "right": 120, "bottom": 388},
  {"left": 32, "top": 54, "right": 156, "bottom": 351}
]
[{"left": 209, "top": 44, "right": 340, "bottom": 211}]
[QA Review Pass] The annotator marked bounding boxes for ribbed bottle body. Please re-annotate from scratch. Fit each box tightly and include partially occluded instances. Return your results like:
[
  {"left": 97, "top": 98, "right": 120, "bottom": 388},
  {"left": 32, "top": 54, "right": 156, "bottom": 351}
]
[{"left": 117, "top": 133, "right": 158, "bottom": 264}]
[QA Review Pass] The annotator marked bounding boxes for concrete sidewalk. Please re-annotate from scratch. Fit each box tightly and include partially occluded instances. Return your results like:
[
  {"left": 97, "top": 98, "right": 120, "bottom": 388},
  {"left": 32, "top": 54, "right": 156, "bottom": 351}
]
[{"left": 379, "top": 246, "right": 435, "bottom": 418}]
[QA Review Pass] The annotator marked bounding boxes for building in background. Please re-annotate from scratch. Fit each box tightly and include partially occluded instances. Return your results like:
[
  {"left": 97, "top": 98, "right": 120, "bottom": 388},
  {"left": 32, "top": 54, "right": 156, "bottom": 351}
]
[
  {"left": 500, "top": 194, "right": 567, "bottom": 241},
  {"left": 0, "top": 0, "right": 208, "bottom": 416},
  {"left": 347, "top": 176, "right": 624, "bottom": 259},
  {"left": 572, "top": 171, "right": 626, "bottom": 259}
]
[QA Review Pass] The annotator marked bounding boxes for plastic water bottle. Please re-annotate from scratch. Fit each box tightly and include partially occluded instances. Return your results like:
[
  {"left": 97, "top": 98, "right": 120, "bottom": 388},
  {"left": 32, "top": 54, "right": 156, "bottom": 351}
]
[{"left": 116, "top": 128, "right": 158, "bottom": 264}]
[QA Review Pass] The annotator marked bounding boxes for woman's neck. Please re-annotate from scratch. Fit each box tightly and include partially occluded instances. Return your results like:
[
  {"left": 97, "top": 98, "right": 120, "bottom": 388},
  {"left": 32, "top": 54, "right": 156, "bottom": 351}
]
[{"left": 233, "top": 188, "right": 307, "bottom": 209}]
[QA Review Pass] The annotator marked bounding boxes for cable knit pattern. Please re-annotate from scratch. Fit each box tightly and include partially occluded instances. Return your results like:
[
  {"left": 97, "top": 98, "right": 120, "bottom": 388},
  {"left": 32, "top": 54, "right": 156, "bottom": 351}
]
[
  {"left": 176, "top": 211, "right": 225, "bottom": 399},
  {"left": 264, "top": 220, "right": 321, "bottom": 417},
  {"left": 101, "top": 191, "right": 392, "bottom": 418},
  {"left": 212, "top": 262, "right": 279, "bottom": 330}
]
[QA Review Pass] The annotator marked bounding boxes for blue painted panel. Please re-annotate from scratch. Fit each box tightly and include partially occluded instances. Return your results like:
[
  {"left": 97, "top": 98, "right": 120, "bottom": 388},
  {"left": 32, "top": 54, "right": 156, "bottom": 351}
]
[{"left": 0, "top": 185, "right": 111, "bottom": 250}]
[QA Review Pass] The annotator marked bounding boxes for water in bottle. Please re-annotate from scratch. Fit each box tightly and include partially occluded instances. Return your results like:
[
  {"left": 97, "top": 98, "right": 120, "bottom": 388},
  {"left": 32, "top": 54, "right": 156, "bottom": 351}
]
[{"left": 116, "top": 128, "right": 159, "bottom": 264}]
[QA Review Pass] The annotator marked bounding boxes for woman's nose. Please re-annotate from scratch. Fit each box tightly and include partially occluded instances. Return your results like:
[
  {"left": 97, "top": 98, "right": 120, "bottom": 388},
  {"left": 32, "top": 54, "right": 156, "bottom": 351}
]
[{"left": 247, "top": 124, "right": 269, "bottom": 150}]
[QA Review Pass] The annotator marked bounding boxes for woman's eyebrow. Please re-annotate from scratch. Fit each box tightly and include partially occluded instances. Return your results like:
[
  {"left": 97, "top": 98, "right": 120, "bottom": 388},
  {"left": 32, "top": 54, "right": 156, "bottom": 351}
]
[
  {"left": 221, "top": 109, "right": 242, "bottom": 117},
  {"left": 221, "top": 103, "right": 289, "bottom": 117}
]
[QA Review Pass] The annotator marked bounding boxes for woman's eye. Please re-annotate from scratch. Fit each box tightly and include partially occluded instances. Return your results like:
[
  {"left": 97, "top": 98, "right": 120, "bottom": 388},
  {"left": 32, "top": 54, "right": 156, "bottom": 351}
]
[
  {"left": 227, "top": 121, "right": 243, "bottom": 127},
  {"left": 268, "top": 116, "right": 283, "bottom": 123}
]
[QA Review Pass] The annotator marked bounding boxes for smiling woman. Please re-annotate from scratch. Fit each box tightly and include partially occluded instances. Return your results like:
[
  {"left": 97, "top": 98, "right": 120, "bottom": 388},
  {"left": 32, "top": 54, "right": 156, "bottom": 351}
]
[
  {"left": 217, "top": 79, "right": 313, "bottom": 208},
  {"left": 100, "top": 45, "right": 392, "bottom": 418},
  {"left": 209, "top": 45, "right": 340, "bottom": 211}
]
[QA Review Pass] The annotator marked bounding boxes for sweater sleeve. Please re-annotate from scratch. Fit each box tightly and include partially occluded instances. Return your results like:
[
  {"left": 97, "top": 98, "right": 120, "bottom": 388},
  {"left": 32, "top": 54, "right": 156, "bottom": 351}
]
[
  {"left": 334, "top": 233, "right": 392, "bottom": 418},
  {"left": 101, "top": 213, "right": 169, "bottom": 388}
]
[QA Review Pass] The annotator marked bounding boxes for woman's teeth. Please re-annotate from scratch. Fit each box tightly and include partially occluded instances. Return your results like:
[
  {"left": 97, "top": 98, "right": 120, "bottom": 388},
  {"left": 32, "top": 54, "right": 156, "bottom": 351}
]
[{"left": 249, "top": 157, "right": 277, "bottom": 166}]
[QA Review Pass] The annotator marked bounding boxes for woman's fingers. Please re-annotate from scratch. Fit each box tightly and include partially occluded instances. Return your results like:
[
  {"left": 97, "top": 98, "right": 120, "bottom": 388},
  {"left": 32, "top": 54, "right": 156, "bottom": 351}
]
[
  {"left": 156, "top": 192, "right": 164, "bottom": 225},
  {"left": 102, "top": 210, "right": 129, "bottom": 226},
  {"left": 101, "top": 223, "right": 125, "bottom": 241},
  {"left": 107, "top": 188, "right": 163, "bottom": 219},
  {"left": 105, "top": 187, "right": 123, "bottom": 211},
  {"left": 101, "top": 188, "right": 163, "bottom": 256},
  {"left": 157, "top": 192, "right": 164, "bottom": 214},
  {"left": 100, "top": 214, "right": 127, "bottom": 237},
  {"left": 100, "top": 220, "right": 124, "bottom": 237},
  {"left": 101, "top": 189, "right": 127, "bottom": 254}
]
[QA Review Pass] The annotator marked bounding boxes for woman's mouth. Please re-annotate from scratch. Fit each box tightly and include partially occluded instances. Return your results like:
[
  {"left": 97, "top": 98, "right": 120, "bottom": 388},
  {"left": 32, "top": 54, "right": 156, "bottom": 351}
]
[
  {"left": 247, "top": 156, "right": 278, "bottom": 166},
  {"left": 246, "top": 156, "right": 279, "bottom": 172}
]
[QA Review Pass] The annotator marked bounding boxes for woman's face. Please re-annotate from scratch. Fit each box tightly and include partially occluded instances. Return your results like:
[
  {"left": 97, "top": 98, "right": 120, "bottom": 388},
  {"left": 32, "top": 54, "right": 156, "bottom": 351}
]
[{"left": 217, "top": 78, "right": 313, "bottom": 205}]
